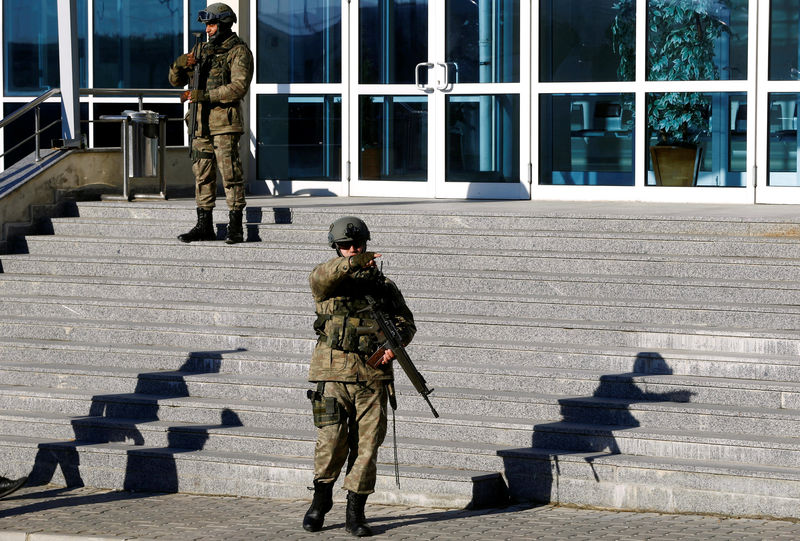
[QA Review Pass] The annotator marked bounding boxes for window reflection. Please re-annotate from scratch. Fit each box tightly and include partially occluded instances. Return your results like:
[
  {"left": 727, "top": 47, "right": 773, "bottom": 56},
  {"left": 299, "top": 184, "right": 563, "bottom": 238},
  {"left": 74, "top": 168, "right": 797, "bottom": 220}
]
[
  {"left": 94, "top": 1, "right": 182, "bottom": 88},
  {"left": 446, "top": 0, "right": 519, "bottom": 84},
  {"left": 540, "top": 94, "right": 634, "bottom": 186},
  {"left": 646, "top": 92, "right": 746, "bottom": 187},
  {"left": 360, "top": 0, "right": 427, "bottom": 84},
  {"left": 447, "top": 95, "right": 519, "bottom": 182},
  {"left": 257, "top": 95, "right": 342, "bottom": 181},
  {"left": 769, "top": 1, "right": 800, "bottom": 80},
  {"left": 540, "top": 0, "right": 633, "bottom": 83},
  {"left": 190, "top": 0, "right": 210, "bottom": 34},
  {"left": 3, "top": 0, "right": 88, "bottom": 95},
  {"left": 768, "top": 93, "right": 800, "bottom": 185},
  {"left": 359, "top": 96, "right": 427, "bottom": 180},
  {"left": 646, "top": 0, "right": 747, "bottom": 82},
  {"left": 257, "top": 0, "right": 341, "bottom": 84}
]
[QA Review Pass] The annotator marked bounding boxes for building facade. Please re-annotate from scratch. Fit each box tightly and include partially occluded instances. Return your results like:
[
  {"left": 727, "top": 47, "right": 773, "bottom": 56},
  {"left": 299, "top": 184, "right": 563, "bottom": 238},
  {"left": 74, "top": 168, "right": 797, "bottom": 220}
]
[{"left": 2, "top": 1, "right": 799, "bottom": 203}]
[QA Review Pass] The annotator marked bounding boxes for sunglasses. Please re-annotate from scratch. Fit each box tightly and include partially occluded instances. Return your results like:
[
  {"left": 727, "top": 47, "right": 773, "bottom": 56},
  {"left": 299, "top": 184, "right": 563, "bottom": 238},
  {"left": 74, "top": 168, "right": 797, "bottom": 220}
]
[{"left": 336, "top": 242, "right": 363, "bottom": 250}]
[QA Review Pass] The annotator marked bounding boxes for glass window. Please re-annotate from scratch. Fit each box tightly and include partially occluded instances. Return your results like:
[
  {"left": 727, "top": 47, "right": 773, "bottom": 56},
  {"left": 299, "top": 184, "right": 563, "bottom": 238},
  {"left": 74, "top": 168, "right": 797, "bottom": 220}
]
[
  {"left": 540, "top": 0, "right": 633, "bottom": 83},
  {"left": 646, "top": 92, "right": 745, "bottom": 187},
  {"left": 93, "top": 103, "right": 184, "bottom": 148},
  {"left": 257, "top": 0, "right": 341, "bottom": 84},
  {"left": 257, "top": 95, "right": 341, "bottom": 181},
  {"left": 360, "top": 0, "right": 428, "bottom": 84},
  {"left": 447, "top": 95, "right": 519, "bottom": 182},
  {"left": 189, "top": 0, "right": 209, "bottom": 35},
  {"left": 446, "top": 0, "right": 519, "bottom": 84},
  {"left": 647, "top": 0, "right": 747, "bottom": 82},
  {"left": 359, "top": 95, "right": 427, "bottom": 180},
  {"left": 3, "top": 0, "right": 88, "bottom": 95},
  {"left": 769, "top": 1, "right": 800, "bottom": 80},
  {"left": 768, "top": 93, "right": 799, "bottom": 185},
  {"left": 539, "top": 94, "right": 634, "bottom": 186},
  {"left": 94, "top": 1, "right": 182, "bottom": 88}
]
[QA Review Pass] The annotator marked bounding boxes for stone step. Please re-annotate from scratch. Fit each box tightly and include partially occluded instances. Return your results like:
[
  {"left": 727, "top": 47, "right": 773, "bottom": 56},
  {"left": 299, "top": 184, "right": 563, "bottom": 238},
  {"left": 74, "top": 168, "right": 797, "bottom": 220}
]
[
  {"left": 527, "top": 421, "right": 800, "bottom": 468},
  {"left": 4, "top": 288, "right": 800, "bottom": 340},
  {"left": 3, "top": 386, "right": 800, "bottom": 476},
  {"left": 4, "top": 266, "right": 800, "bottom": 315},
  {"left": 3, "top": 307, "right": 800, "bottom": 357},
  {"left": 11, "top": 246, "right": 800, "bottom": 284},
  {"left": 5, "top": 351, "right": 800, "bottom": 413},
  {"left": 0, "top": 385, "right": 536, "bottom": 449},
  {"left": 44, "top": 218, "right": 800, "bottom": 258},
  {"left": 0, "top": 435, "right": 492, "bottom": 508},
  {"left": 497, "top": 447, "right": 800, "bottom": 519},
  {"left": 20, "top": 228, "right": 800, "bottom": 263},
  {"left": 6, "top": 335, "right": 800, "bottom": 387},
  {"left": 6, "top": 197, "right": 800, "bottom": 518},
  {"left": 65, "top": 200, "right": 800, "bottom": 237},
  {"left": 5, "top": 355, "right": 800, "bottom": 442},
  {"left": 0, "top": 410, "right": 507, "bottom": 474}
]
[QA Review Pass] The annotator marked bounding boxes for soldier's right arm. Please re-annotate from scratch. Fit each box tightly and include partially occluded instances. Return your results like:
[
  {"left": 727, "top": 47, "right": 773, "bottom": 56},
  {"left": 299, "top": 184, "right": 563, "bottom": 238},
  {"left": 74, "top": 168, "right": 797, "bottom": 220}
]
[
  {"left": 309, "top": 257, "right": 352, "bottom": 301},
  {"left": 169, "top": 43, "right": 202, "bottom": 88},
  {"left": 310, "top": 252, "right": 379, "bottom": 300},
  {"left": 169, "top": 55, "right": 192, "bottom": 88}
]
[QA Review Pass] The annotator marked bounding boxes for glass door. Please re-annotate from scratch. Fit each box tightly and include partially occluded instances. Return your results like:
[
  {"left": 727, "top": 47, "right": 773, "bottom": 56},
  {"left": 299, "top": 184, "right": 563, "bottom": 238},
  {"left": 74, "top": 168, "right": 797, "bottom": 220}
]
[
  {"left": 756, "top": 0, "right": 800, "bottom": 203},
  {"left": 349, "top": 0, "right": 530, "bottom": 198}
]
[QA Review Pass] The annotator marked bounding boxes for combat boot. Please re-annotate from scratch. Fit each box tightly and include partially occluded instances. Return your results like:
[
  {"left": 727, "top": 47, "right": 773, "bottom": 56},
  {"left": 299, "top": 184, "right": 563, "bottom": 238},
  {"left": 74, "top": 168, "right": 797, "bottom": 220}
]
[
  {"left": 225, "top": 209, "right": 244, "bottom": 244},
  {"left": 345, "top": 491, "right": 373, "bottom": 537},
  {"left": 0, "top": 476, "right": 27, "bottom": 499},
  {"left": 302, "top": 480, "right": 334, "bottom": 532},
  {"left": 178, "top": 208, "right": 216, "bottom": 243}
]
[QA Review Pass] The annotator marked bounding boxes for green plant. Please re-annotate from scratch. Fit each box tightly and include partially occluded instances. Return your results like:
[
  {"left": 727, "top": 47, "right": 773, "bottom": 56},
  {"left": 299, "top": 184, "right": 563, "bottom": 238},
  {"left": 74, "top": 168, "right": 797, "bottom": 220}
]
[{"left": 612, "top": 0, "right": 730, "bottom": 145}]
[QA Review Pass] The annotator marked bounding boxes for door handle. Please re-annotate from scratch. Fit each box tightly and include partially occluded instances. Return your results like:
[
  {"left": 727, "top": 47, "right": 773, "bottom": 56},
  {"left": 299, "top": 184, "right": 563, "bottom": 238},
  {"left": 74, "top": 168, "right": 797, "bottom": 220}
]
[
  {"left": 415, "top": 62, "right": 434, "bottom": 92},
  {"left": 436, "top": 62, "right": 450, "bottom": 91}
]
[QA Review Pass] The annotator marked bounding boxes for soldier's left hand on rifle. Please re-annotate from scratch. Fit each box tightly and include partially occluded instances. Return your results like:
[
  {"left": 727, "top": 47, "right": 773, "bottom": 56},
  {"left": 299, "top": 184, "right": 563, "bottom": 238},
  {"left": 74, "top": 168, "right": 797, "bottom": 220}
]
[{"left": 181, "top": 89, "right": 210, "bottom": 103}]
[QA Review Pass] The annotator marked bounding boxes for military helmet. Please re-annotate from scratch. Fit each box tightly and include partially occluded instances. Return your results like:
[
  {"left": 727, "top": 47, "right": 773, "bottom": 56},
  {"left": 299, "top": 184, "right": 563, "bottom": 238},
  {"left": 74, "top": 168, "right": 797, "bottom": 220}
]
[
  {"left": 198, "top": 3, "right": 237, "bottom": 25},
  {"left": 328, "top": 216, "right": 370, "bottom": 248}
]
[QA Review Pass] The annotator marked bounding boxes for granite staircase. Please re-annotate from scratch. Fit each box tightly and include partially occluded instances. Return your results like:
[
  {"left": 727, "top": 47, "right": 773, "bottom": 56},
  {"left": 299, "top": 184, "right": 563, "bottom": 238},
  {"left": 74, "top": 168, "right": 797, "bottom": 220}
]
[{"left": 1, "top": 198, "right": 800, "bottom": 517}]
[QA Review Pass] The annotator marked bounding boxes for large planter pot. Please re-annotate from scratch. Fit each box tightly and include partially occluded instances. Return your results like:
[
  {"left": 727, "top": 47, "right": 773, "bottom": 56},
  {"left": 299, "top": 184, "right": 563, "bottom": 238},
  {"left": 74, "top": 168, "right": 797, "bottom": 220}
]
[{"left": 650, "top": 145, "right": 703, "bottom": 186}]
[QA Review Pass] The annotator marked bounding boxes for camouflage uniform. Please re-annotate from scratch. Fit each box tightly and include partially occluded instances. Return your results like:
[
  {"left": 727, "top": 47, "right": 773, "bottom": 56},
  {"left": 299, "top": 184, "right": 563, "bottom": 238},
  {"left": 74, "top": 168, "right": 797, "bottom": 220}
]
[
  {"left": 308, "top": 257, "right": 416, "bottom": 495},
  {"left": 169, "top": 33, "right": 253, "bottom": 211}
]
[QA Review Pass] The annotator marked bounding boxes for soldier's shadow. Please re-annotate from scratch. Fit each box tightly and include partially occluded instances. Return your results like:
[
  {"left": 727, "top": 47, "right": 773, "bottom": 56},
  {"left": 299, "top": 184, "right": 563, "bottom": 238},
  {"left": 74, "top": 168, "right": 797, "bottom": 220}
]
[
  {"left": 26, "top": 349, "right": 244, "bottom": 494},
  {"left": 500, "top": 352, "right": 695, "bottom": 504}
]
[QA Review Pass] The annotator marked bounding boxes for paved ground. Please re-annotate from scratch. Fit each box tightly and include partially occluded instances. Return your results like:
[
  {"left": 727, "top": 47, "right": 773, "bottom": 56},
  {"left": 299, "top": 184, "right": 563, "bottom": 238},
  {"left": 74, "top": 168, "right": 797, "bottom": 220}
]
[{"left": 0, "top": 485, "right": 799, "bottom": 541}]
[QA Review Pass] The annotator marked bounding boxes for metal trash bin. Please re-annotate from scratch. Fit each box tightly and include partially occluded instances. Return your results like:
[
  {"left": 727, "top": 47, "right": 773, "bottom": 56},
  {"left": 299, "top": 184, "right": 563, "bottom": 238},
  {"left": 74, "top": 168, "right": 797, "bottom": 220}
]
[
  {"left": 125, "top": 109, "right": 160, "bottom": 178},
  {"left": 99, "top": 109, "right": 167, "bottom": 201}
]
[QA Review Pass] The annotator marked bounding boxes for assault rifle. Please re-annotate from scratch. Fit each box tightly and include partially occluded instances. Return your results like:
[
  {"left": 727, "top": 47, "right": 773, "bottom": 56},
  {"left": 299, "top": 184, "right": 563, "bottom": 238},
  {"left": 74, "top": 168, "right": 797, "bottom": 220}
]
[
  {"left": 187, "top": 32, "right": 204, "bottom": 157},
  {"left": 364, "top": 295, "right": 439, "bottom": 418}
]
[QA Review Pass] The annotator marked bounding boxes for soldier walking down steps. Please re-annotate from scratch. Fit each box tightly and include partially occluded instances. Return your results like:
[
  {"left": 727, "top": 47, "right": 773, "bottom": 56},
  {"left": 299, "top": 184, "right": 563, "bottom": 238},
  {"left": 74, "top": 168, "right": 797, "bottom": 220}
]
[
  {"left": 169, "top": 3, "right": 254, "bottom": 244},
  {"left": 303, "top": 217, "right": 416, "bottom": 537}
]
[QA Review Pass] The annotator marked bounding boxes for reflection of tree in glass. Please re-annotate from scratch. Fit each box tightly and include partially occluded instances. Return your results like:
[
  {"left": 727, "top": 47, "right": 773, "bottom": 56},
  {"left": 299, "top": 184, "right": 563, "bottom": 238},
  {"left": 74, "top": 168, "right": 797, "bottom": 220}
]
[{"left": 612, "top": 0, "right": 731, "bottom": 145}]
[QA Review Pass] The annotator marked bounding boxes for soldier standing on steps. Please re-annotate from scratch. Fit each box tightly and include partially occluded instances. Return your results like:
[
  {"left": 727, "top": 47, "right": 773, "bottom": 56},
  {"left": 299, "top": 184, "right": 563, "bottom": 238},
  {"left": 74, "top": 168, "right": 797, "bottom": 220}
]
[
  {"left": 303, "top": 216, "right": 416, "bottom": 537},
  {"left": 169, "top": 3, "right": 253, "bottom": 244}
]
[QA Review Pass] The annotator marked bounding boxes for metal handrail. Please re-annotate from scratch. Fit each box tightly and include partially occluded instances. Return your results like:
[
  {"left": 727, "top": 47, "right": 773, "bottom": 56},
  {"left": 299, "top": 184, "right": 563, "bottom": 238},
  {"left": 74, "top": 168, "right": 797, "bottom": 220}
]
[
  {"left": 0, "top": 88, "right": 61, "bottom": 129},
  {"left": 0, "top": 87, "right": 186, "bottom": 164}
]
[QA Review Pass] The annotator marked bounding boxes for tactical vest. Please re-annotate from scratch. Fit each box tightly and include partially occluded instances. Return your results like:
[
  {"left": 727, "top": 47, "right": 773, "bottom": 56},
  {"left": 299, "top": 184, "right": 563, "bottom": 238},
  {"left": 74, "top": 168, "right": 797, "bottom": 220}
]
[
  {"left": 199, "top": 35, "right": 245, "bottom": 93},
  {"left": 314, "top": 296, "right": 380, "bottom": 355}
]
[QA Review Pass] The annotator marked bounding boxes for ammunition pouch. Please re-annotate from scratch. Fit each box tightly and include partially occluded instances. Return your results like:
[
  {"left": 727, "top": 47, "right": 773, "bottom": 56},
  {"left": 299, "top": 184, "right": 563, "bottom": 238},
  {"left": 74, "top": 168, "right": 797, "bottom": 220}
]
[
  {"left": 314, "top": 313, "right": 379, "bottom": 355},
  {"left": 307, "top": 382, "right": 342, "bottom": 428}
]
